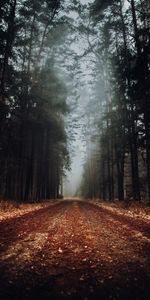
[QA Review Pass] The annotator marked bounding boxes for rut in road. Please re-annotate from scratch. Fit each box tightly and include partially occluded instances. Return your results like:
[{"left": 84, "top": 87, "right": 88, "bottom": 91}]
[{"left": 0, "top": 200, "right": 150, "bottom": 300}]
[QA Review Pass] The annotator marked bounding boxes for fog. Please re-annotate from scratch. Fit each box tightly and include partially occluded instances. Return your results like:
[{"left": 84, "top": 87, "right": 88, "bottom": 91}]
[
  {"left": 1, "top": 0, "right": 149, "bottom": 204},
  {"left": 62, "top": 0, "right": 95, "bottom": 196},
  {"left": 64, "top": 88, "right": 91, "bottom": 196},
  {"left": 62, "top": 0, "right": 129, "bottom": 197}
]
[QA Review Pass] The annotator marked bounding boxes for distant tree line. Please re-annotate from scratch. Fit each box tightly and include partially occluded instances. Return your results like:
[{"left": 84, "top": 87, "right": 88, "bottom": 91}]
[
  {"left": 80, "top": 0, "right": 150, "bottom": 205},
  {"left": 0, "top": 0, "right": 70, "bottom": 202}
]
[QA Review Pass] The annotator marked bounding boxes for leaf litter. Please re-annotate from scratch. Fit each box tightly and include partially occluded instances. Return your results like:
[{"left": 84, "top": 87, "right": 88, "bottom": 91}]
[{"left": 0, "top": 199, "right": 150, "bottom": 299}]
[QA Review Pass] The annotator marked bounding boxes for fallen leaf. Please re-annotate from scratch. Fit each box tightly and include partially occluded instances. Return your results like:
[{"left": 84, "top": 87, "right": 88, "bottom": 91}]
[{"left": 58, "top": 247, "right": 63, "bottom": 253}]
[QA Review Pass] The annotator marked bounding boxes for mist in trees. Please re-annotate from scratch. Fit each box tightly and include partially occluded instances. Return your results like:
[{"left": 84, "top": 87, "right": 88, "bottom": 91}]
[
  {"left": 79, "top": 0, "right": 150, "bottom": 205},
  {"left": 0, "top": 0, "right": 70, "bottom": 202},
  {"left": 0, "top": 0, "right": 150, "bottom": 204}
]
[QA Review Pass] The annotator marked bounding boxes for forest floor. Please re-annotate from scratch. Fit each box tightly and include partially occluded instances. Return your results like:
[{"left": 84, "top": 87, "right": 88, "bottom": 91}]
[{"left": 0, "top": 199, "right": 150, "bottom": 300}]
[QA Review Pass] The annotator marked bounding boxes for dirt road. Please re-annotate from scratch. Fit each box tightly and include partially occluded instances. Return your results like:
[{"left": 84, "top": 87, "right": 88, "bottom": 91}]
[{"left": 0, "top": 200, "right": 150, "bottom": 299}]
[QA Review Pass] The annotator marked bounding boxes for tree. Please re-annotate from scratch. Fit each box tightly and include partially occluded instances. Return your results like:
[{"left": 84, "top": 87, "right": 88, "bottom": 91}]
[
  {"left": 0, "top": 0, "right": 70, "bottom": 202},
  {"left": 80, "top": 0, "right": 150, "bottom": 204}
]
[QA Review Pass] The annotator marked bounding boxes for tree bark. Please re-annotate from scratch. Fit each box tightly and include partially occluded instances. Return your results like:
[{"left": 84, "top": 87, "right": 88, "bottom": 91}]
[{"left": 0, "top": 0, "right": 17, "bottom": 99}]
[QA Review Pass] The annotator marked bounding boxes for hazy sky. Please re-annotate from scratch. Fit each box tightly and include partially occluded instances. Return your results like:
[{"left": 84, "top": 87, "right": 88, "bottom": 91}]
[
  {"left": 80, "top": 0, "right": 94, "bottom": 4},
  {"left": 64, "top": 88, "right": 90, "bottom": 196},
  {"left": 63, "top": 0, "right": 130, "bottom": 196},
  {"left": 64, "top": 0, "right": 94, "bottom": 196}
]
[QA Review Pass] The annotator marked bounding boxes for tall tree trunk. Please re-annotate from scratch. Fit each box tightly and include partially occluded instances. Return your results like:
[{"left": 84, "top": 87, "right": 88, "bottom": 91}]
[
  {"left": 144, "top": 112, "right": 150, "bottom": 205},
  {"left": 27, "top": 13, "right": 36, "bottom": 74},
  {"left": 119, "top": 0, "right": 141, "bottom": 201},
  {"left": 0, "top": 0, "right": 17, "bottom": 99},
  {"left": 114, "top": 137, "right": 125, "bottom": 201},
  {"left": 130, "top": 0, "right": 141, "bottom": 56},
  {"left": 101, "top": 159, "right": 106, "bottom": 200}
]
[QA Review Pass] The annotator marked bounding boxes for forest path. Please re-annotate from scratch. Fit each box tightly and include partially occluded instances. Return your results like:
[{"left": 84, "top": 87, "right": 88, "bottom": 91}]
[{"left": 0, "top": 200, "right": 150, "bottom": 300}]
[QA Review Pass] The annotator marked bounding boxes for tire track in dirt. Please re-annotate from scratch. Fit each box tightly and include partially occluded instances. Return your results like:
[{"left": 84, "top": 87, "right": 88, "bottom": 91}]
[
  {"left": 80, "top": 201, "right": 150, "bottom": 281},
  {"left": 0, "top": 200, "right": 150, "bottom": 300},
  {"left": 80, "top": 201, "right": 150, "bottom": 260},
  {"left": 0, "top": 200, "right": 112, "bottom": 299},
  {"left": 0, "top": 201, "right": 69, "bottom": 284},
  {"left": 17, "top": 201, "right": 98, "bottom": 278},
  {"left": 0, "top": 201, "right": 64, "bottom": 251}
]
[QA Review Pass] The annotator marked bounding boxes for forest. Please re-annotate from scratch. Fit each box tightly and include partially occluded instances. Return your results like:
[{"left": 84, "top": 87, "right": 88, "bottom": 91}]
[
  {"left": 0, "top": 0, "right": 150, "bottom": 204},
  {"left": 0, "top": 0, "right": 70, "bottom": 201},
  {"left": 0, "top": 1, "right": 150, "bottom": 300},
  {"left": 79, "top": 0, "right": 150, "bottom": 205}
]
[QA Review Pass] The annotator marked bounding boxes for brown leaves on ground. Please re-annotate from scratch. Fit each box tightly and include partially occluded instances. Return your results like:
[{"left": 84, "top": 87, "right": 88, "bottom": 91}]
[
  {"left": 0, "top": 199, "right": 52, "bottom": 221},
  {"left": 0, "top": 199, "right": 150, "bottom": 299}
]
